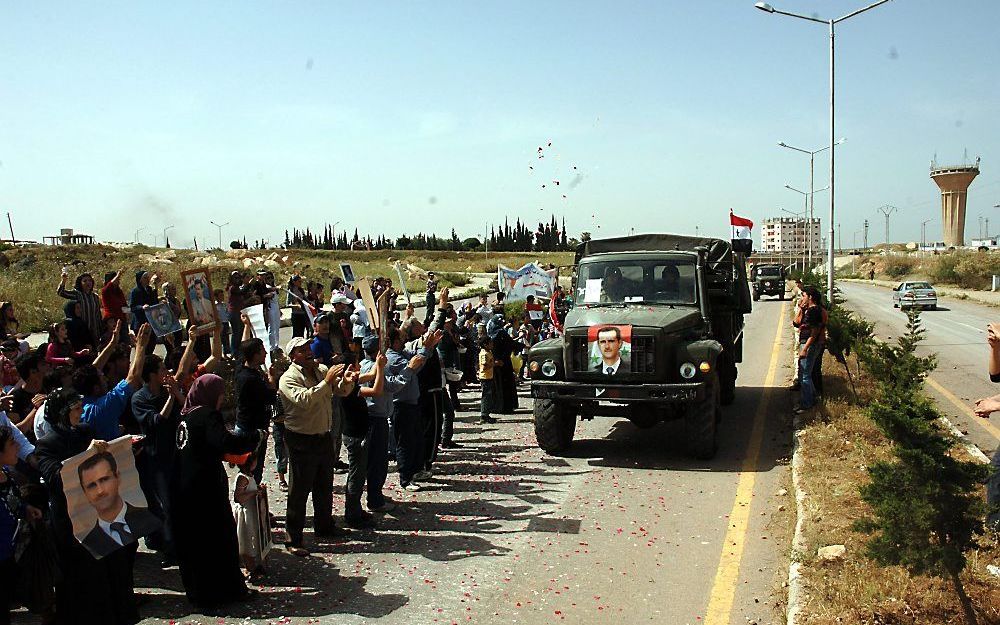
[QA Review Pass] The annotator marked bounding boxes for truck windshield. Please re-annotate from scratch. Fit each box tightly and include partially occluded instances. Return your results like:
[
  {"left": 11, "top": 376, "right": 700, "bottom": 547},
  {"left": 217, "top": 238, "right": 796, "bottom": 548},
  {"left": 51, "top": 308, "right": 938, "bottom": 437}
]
[
  {"left": 578, "top": 259, "right": 697, "bottom": 305},
  {"left": 758, "top": 267, "right": 781, "bottom": 277}
]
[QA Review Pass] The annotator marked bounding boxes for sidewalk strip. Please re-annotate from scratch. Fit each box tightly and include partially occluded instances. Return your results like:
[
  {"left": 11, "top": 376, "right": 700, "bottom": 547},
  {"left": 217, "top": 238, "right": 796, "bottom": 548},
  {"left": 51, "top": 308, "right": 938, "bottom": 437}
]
[{"left": 704, "top": 302, "right": 787, "bottom": 625}]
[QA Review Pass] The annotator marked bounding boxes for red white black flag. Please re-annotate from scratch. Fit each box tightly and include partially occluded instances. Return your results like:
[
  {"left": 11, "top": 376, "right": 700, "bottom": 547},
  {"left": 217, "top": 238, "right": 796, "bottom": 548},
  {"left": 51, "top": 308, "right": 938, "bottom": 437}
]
[{"left": 730, "top": 210, "right": 753, "bottom": 253}]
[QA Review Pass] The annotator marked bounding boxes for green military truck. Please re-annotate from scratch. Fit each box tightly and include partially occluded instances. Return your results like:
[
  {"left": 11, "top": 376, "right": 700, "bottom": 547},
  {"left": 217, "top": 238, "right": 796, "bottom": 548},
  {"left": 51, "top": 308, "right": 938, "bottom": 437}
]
[
  {"left": 750, "top": 263, "right": 787, "bottom": 300},
  {"left": 524, "top": 234, "right": 752, "bottom": 459}
]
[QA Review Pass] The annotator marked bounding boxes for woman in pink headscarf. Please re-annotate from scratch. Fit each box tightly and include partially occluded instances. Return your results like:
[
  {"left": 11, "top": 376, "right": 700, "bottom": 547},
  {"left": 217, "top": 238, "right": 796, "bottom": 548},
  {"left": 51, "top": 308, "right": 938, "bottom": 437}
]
[{"left": 169, "top": 374, "right": 261, "bottom": 612}]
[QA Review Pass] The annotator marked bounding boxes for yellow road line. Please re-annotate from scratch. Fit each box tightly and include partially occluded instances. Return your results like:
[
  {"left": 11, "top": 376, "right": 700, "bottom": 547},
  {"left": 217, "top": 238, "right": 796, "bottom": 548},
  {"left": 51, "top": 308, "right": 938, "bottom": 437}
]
[
  {"left": 926, "top": 376, "right": 1000, "bottom": 442},
  {"left": 704, "top": 301, "right": 788, "bottom": 625}
]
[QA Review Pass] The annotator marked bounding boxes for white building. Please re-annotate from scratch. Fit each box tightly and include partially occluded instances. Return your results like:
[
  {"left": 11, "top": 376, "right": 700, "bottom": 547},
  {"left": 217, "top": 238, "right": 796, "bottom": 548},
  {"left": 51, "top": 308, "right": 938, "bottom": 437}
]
[{"left": 760, "top": 217, "right": 822, "bottom": 254}]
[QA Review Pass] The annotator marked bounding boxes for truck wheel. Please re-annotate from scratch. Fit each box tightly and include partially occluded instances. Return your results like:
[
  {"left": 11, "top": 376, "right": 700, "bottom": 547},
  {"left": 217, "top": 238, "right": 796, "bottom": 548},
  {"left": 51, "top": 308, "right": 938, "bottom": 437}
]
[
  {"left": 778, "top": 290, "right": 785, "bottom": 301},
  {"left": 752, "top": 291, "right": 760, "bottom": 301},
  {"left": 685, "top": 373, "right": 720, "bottom": 460},
  {"left": 534, "top": 399, "right": 577, "bottom": 454},
  {"left": 720, "top": 368, "right": 736, "bottom": 406}
]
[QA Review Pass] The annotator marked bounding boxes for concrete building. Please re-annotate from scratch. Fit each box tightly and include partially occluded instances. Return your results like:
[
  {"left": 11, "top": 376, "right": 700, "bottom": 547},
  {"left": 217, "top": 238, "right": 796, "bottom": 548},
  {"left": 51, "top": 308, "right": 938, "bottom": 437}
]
[
  {"left": 43, "top": 228, "right": 95, "bottom": 245},
  {"left": 931, "top": 158, "right": 980, "bottom": 247},
  {"left": 760, "top": 217, "right": 822, "bottom": 253}
]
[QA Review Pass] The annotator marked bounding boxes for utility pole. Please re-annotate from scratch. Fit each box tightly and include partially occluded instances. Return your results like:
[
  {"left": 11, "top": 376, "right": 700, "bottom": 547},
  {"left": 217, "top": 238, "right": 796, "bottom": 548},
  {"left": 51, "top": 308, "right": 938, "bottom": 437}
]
[
  {"left": 135, "top": 226, "right": 146, "bottom": 245},
  {"left": 837, "top": 222, "right": 841, "bottom": 254},
  {"left": 5, "top": 213, "right": 13, "bottom": 242},
  {"left": 876, "top": 205, "right": 898, "bottom": 248},
  {"left": 863, "top": 219, "right": 869, "bottom": 249},
  {"left": 920, "top": 219, "right": 931, "bottom": 250}
]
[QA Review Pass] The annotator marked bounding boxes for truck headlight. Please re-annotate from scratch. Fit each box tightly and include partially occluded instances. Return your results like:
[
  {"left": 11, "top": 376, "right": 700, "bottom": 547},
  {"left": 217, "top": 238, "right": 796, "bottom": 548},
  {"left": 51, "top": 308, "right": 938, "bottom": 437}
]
[
  {"left": 541, "top": 360, "right": 558, "bottom": 377},
  {"left": 699, "top": 361, "right": 712, "bottom": 374},
  {"left": 680, "top": 362, "right": 697, "bottom": 379},
  {"left": 529, "top": 361, "right": 541, "bottom": 373}
]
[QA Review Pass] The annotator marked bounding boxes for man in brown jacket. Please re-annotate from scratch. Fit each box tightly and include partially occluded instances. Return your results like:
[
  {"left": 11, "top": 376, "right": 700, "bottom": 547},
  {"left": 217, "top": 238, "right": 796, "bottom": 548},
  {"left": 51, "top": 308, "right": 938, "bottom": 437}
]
[{"left": 279, "top": 336, "right": 356, "bottom": 556}]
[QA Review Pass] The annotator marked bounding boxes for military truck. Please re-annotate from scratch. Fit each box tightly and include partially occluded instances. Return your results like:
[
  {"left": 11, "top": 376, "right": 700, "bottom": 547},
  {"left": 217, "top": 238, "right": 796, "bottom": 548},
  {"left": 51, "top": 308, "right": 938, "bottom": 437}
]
[
  {"left": 750, "top": 263, "right": 787, "bottom": 301},
  {"left": 525, "top": 234, "right": 752, "bottom": 459}
]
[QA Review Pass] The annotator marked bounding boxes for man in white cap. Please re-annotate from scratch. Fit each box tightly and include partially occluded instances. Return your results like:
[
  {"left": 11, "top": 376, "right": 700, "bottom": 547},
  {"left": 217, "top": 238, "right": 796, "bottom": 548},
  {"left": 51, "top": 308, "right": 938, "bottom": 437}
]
[
  {"left": 329, "top": 292, "right": 351, "bottom": 314},
  {"left": 278, "top": 336, "right": 356, "bottom": 556}
]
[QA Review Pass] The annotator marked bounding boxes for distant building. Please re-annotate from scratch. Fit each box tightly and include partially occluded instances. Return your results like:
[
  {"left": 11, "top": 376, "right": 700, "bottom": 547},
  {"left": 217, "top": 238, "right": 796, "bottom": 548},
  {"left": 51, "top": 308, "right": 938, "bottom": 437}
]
[
  {"left": 760, "top": 217, "right": 821, "bottom": 254},
  {"left": 43, "top": 227, "right": 95, "bottom": 245}
]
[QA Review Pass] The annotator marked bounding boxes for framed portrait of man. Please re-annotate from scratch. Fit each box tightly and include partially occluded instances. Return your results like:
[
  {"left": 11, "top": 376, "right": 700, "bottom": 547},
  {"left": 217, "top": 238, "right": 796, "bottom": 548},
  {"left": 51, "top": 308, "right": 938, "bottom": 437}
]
[
  {"left": 60, "top": 436, "right": 161, "bottom": 560},
  {"left": 145, "top": 302, "right": 182, "bottom": 338},
  {"left": 181, "top": 269, "right": 218, "bottom": 332},
  {"left": 587, "top": 324, "right": 632, "bottom": 376},
  {"left": 340, "top": 263, "right": 356, "bottom": 284}
]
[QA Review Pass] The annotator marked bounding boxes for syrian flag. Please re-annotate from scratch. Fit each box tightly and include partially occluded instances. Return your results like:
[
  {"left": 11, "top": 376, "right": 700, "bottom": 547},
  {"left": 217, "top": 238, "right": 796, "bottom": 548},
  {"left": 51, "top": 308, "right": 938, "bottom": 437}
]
[{"left": 730, "top": 210, "right": 754, "bottom": 252}]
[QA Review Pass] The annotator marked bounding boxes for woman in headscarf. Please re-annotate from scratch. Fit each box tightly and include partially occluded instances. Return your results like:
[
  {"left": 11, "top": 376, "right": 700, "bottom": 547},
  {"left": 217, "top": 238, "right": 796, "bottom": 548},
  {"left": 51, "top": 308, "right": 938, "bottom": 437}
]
[
  {"left": 170, "top": 374, "right": 260, "bottom": 611},
  {"left": 0, "top": 303, "right": 27, "bottom": 354},
  {"left": 34, "top": 387, "right": 141, "bottom": 625},
  {"left": 58, "top": 271, "right": 103, "bottom": 348}
]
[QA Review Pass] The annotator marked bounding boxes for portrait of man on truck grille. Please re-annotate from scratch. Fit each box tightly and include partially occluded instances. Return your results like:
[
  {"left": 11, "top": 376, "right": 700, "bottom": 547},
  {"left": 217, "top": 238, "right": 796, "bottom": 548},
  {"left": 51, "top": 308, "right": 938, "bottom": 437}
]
[{"left": 588, "top": 324, "right": 631, "bottom": 375}]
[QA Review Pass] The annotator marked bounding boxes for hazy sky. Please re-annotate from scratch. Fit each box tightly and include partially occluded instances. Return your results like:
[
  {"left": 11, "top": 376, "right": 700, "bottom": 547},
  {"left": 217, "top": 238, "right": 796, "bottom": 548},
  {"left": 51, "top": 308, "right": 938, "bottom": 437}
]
[{"left": 2, "top": 1, "right": 999, "bottom": 249}]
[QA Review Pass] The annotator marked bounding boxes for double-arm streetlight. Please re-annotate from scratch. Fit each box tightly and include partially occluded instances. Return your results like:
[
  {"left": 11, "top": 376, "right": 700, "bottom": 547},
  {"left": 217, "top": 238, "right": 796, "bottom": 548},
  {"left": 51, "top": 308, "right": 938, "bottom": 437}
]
[
  {"left": 210, "top": 221, "right": 230, "bottom": 250},
  {"left": 785, "top": 183, "right": 829, "bottom": 269},
  {"left": 778, "top": 139, "right": 844, "bottom": 267},
  {"left": 756, "top": 0, "right": 894, "bottom": 302}
]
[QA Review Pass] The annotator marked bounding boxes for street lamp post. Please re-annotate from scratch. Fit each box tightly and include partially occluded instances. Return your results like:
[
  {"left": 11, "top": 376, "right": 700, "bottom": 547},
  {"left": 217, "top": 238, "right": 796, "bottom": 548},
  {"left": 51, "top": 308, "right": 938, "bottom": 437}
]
[
  {"left": 785, "top": 183, "right": 830, "bottom": 270},
  {"left": 781, "top": 206, "right": 807, "bottom": 273},
  {"left": 757, "top": 0, "right": 894, "bottom": 303},
  {"left": 210, "top": 221, "right": 230, "bottom": 250},
  {"left": 778, "top": 139, "right": 844, "bottom": 268},
  {"left": 163, "top": 225, "right": 174, "bottom": 249},
  {"left": 920, "top": 219, "right": 931, "bottom": 250},
  {"left": 135, "top": 226, "right": 146, "bottom": 245}
]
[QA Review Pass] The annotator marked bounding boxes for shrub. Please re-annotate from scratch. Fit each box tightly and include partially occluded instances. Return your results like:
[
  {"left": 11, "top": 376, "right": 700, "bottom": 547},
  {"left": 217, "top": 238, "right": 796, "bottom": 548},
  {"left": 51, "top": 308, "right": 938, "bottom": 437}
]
[
  {"left": 503, "top": 301, "right": 526, "bottom": 323},
  {"left": 438, "top": 272, "right": 470, "bottom": 287},
  {"left": 882, "top": 255, "right": 917, "bottom": 278}
]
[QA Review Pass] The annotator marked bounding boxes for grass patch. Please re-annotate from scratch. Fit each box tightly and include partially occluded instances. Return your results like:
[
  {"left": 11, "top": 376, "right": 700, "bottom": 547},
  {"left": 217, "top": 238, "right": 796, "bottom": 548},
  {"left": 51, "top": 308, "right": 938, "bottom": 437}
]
[{"left": 795, "top": 354, "right": 1000, "bottom": 624}]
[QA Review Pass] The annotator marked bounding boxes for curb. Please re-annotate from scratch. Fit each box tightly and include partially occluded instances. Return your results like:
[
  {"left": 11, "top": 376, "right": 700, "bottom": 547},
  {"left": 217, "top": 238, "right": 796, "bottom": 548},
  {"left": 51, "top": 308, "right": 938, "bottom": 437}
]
[{"left": 785, "top": 317, "right": 807, "bottom": 625}]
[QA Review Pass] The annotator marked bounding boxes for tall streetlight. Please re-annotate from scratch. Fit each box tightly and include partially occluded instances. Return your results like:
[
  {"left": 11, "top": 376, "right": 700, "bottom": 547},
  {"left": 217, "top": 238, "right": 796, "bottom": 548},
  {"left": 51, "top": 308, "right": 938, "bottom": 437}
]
[
  {"left": 778, "top": 139, "right": 844, "bottom": 263},
  {"left": 756, "top": 0, "right": 894, "bottom": 302},
  {"left": 785, "top": 183, "right": 829, "bottom": 269},
  {"left": 135, "top": 226, "right": 146, "bottom": 245},
  {"left": 210, "top": 221, "right": 230, "bottom": 250},
  {"left": 920, "top": 219, "right": 931, "bottom": 250},
  {"left": 163, "top": 225, "right": 174, "bottom": 249},
  {"left": 781, "top": 206, "right": 807, "bottom": 273},
  {"left": 876, "top": 205, "right": 898, "bottom": 247}
]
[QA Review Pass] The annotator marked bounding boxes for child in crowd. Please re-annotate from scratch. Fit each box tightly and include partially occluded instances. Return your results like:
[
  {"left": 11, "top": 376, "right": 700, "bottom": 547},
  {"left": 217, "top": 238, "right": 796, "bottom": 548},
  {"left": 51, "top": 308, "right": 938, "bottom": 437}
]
[
  {"left": 478, "top": 337, "right": 497, "bottom": 424},
  {"left": 232, "top": 451, "right": 270, "bottom": 582},
  {"left": 44, "top": 322, "right": 91, "bottom": 367}
]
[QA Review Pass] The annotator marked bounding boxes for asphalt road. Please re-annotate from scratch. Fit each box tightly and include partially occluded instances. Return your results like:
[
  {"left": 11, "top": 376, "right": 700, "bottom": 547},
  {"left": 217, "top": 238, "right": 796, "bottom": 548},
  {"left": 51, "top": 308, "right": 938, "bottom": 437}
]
[
  {"left": 48, "top": 298, "right": 796, "bottom": 625},
  {"left": 839, "top": 281, "right": 1000, "bottom": 457}
]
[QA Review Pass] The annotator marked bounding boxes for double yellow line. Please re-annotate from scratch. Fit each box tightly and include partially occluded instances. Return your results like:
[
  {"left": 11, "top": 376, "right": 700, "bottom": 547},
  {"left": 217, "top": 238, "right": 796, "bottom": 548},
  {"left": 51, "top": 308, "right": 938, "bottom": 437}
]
[{"left": 703, "top": 302, "right": 788, "bottom": 624}]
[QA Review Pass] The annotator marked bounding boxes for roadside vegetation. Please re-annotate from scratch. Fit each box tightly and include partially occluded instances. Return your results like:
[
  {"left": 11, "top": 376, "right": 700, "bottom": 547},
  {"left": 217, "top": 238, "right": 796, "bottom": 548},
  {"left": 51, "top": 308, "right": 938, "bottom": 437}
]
[
  {"left": 842, "top": 250, "right": 1000, "bottom": 290},
  {"left": 793, "top": 274, "right": 999, "bottom": 624},
  {"left": 0, "top": 244, "right": 572, "bottom": 332}
]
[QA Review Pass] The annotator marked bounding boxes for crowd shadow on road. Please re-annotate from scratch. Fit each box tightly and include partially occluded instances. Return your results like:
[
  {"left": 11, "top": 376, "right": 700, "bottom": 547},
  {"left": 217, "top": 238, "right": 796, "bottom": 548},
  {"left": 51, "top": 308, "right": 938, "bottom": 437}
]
[
  {"left": 561, "top": 385, "right": 793, "bottom": 474},
  {"left": 134, "top": 549, "right": 409, "bottom": 622}
]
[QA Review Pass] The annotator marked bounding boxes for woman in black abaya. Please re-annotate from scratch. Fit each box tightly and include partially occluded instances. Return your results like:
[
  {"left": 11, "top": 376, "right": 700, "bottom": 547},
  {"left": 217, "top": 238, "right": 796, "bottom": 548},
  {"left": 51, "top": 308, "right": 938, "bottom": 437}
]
[{"left": 170, "top": 374, "right": 260, "bottom": 611}]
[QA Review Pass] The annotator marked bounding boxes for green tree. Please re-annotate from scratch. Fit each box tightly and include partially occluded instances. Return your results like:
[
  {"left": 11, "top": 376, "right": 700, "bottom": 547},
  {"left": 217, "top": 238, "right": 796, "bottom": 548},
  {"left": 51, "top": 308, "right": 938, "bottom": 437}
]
[{"left": 855, "top": 310, "right": 991, "bottom": 625}]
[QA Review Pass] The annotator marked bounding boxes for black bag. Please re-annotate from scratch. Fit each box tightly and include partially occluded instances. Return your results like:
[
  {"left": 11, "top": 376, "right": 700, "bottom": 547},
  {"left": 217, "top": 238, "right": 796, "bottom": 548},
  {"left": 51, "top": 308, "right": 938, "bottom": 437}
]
[{"left": 14, "top": 520, "right": 60, "bottom": 614}]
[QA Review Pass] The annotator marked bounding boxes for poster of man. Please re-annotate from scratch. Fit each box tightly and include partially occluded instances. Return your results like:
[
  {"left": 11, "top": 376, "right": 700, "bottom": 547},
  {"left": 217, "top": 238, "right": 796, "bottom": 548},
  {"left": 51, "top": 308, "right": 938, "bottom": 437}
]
[
  {"left": 145, "top": 301, "right": 182, "bottom": 337},
  {"left": 340, "top": 263, "right": 357, "bottom": 284},
  {"left": 588, "top": 324, "right": 632, "bottom": 376},
  {"left": 181, "top": 269, "right": 217, "bottom": 331},
  {"left": 60, "top": 437, "right": 161, "bottom": 559}
]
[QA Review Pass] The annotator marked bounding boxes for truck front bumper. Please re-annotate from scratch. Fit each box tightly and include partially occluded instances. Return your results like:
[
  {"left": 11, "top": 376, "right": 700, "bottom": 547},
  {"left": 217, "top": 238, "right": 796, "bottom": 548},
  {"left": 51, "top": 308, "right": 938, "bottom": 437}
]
[{"left": 530, "top": 380, "right": 705, "bottom": 403}]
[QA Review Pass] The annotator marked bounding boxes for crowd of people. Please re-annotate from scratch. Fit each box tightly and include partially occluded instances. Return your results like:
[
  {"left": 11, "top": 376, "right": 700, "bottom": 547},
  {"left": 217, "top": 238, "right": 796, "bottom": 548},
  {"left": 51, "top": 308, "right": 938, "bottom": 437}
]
[{"left": 0, "top": 264, "right": 568, "bottom": 624}]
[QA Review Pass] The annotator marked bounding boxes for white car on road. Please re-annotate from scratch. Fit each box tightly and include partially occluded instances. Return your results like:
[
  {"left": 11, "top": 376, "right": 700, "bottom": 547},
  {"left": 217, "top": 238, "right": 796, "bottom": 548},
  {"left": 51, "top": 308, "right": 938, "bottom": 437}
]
[{"left": 892, "top": 281, "right": 937, "bottom": 310}]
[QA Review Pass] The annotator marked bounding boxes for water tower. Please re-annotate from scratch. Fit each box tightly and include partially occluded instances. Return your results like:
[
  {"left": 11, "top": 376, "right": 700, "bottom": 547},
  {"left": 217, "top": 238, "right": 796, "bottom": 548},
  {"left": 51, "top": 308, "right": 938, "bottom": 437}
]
[{"left": 930, "top": 157, "right": 980, "bottom": 247}]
